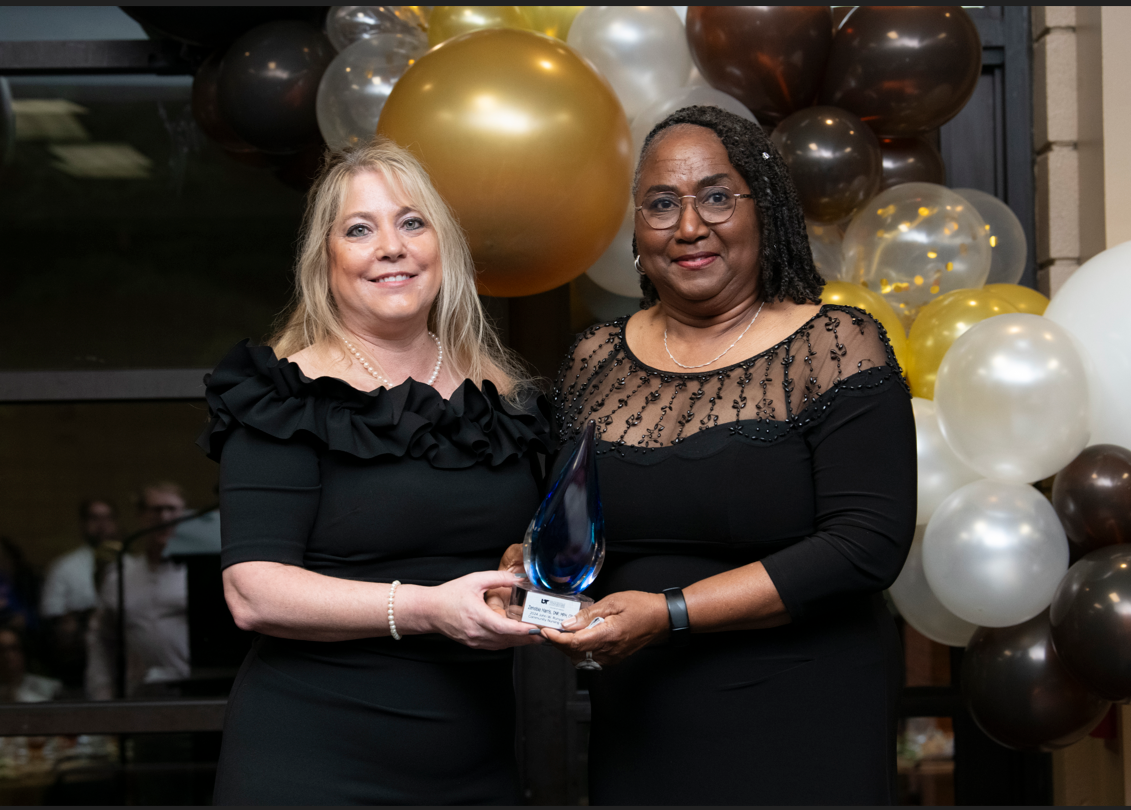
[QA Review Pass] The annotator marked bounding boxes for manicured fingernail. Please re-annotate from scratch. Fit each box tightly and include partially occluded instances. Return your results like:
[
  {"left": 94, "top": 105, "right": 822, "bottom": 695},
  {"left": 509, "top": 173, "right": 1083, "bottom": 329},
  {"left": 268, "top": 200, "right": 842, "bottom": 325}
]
[
  {"left": 560, "top": 617, "right": 578, "bottom": 629},
  {"left": 513, "top": 572, "right": 527, "bottom": 579},
  {"left": 527, "top": 628, "right": 542, "bottom": 635}
]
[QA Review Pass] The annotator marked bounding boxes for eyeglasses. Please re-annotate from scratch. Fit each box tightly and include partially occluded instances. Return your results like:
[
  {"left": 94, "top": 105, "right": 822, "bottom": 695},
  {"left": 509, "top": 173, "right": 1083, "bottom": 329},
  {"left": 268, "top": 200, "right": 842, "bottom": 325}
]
[{"left": 635, "top": 187, "right": 754, "bottom": 230}]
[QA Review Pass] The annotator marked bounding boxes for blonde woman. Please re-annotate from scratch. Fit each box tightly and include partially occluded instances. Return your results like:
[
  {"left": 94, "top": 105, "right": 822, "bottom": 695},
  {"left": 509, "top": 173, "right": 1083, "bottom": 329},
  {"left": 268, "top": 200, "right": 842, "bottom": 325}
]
[{"left": 197, "top": 138, "right": 549, "bottom": 805}]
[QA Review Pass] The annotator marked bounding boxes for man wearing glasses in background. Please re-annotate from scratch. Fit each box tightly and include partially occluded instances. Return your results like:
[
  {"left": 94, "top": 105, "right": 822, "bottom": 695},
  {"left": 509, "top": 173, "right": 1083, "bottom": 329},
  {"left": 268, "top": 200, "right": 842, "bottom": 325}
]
[{"left": 85, "top": 482, "right": 189, "bottom": 700}]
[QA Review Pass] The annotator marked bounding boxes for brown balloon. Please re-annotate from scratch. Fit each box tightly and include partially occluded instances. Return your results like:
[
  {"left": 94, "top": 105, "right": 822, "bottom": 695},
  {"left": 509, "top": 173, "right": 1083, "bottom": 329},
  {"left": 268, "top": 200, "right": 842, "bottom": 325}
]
[
  {"left": 686, "top": 6, "right": 832, "bottom": 126},
  {"left": 879, "top": 136, "right": 945, "bottom": 190},
  {"left": 378, "top": 29, "right": 631, "bottom": 298},
  {"left": 1052, "top": 444, "right": 1131, "bottom": 558},
  {"left": 770, "top": 106, "right": 881, "bottom": 224},
  {"left": 217, "top": 21, "right": 335, "bottom": 155},
  {"left": 1050, "top": 545, "right": 1131, "bottom": 702},
  {"left": 963, "top": 610, "right": 1110, "bottom": 752},
  {"left": 819, "top": 6, "right": 982, "bottom": 137},
  {"left": 191, "top": 52, "right": 257, "bottom": 154}
]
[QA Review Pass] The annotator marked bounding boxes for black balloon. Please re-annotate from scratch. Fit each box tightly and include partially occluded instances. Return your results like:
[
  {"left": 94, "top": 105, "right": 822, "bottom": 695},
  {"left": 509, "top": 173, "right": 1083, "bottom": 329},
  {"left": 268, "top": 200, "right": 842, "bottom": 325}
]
[
  {"left": 217, "top": 21, "right": 335, "bottom": 155},
  {"left": 1052, "top": 444, "right": 1131, "bottom": 558},
  {"left": 192, "top": 52, "right": 256, "bottom": 154},
  {"left": 819, "top": 6, "right": 982, "bottom": 137},
  {"left": 686, "top": 6, "right": 833, "bottom": 126},
  {"left": 121, "top": 7, "right": 326, "bottom": 48},
  {"left": 1050, "top": 545, "right": 1131, "bottom": 701},
  {"left": 963, "top": 610, "right": 1110, "bottom": 751},
  {"left": 879, "top": 136, "right": 945, "bottom": 190},
  {"left": 770, "top": 106, "right": 881, "bottom": 224}
]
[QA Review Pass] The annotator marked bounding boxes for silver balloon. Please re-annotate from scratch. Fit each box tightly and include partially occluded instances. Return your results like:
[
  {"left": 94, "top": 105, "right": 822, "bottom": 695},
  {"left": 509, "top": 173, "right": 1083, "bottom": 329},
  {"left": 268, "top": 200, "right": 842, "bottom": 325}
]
[
  {"left": 912, "top": 398, "right": 981, "bottom": 525},
  {"left": 316, "top": 31, "right": 427, "bottom": 150},
  {"left": 630, "top": 85, "right": 757, "bottom": 159},
  {"left": 842, "top": 182, "right": 992, "bottom": 329},
  {"left": 889, "top": 526, "right": 978, "bottom": 647},
  {"left": 326, "top": 6, "right": 427, "bottom": 52},
  {"left": 806, "top": 220, "right": 845, "bottom": 282},
  {"left": 923, "top": 479, "right": 1069, "bottom": 628},
  {"left": 567, "top": 6, "right": 691, "bottom": 120},
  {"left": 953, "top": 188, "right": 1028, "bottom": 285},
  {"left": 934, "top": 313, "right": 1091, "bottom": 485},
  {"left": 586, "top": 203, "right": 639, "bottom": 298}
]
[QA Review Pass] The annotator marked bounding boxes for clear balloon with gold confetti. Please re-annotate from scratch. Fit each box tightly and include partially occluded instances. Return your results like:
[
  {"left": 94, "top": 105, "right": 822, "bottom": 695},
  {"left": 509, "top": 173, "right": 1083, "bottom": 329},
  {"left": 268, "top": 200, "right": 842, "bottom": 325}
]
[{"left": 841, "top": 182, "right": 992, "bottom": 329}]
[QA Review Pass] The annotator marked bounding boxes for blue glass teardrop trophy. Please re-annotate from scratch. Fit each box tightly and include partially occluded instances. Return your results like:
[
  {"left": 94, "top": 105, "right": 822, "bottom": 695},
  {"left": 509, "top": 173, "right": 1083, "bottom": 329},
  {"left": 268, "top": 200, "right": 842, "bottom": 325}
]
[{"left": 508, "top": 420, "right": 605, "bottom": 629}]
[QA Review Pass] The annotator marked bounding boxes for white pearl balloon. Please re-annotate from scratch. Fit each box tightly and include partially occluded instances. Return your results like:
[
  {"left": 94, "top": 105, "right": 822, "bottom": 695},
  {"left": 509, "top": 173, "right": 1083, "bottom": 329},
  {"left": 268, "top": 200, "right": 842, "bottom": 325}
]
[
  {"left": 923, "top": 479, "right": 1069, "bottom": 628},
  {"left": 630, "top": 84, "right": 757, "bottom": 160},
  {"left": 586, "top": 203, "right": 639, "bottom": 298},
  {"left": 1044, "top": 239, "right": 1131, "bottom": 451},
  {"left": 316, "top": 31, "right": 427, "bottom": 150},
  {"left": 912, "top": 398, "right": 981, "bottom": 525},
  {"left": 567, "top": 6, "right": 691, "bottom": 120},
  {"left": 889, "top": 526, "right": 978, "bottom": 647},
  {"left": 934, "top": 313, "right": 1091, "bottom": 484}
]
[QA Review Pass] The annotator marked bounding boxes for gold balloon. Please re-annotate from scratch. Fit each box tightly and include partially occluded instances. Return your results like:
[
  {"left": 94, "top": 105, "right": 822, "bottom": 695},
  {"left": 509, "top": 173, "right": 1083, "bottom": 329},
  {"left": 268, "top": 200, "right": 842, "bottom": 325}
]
[
  {"left": 378, "top": 29, "right": 632, "bottom": 297},
  {"left": 906, "top": 288, "right": 1019, "bottom": 399},
  {"left": 821, "top": 281, "right": 910, "bottom": 373},
  {"left": 984, "top": 283, "right": 1050, "bottom": 315},
  {"left": 426, "top": 6, "right": 531, "bottom": 47},
  {"left": 521, "top": 6, "right": 584, "bottom": 40}
]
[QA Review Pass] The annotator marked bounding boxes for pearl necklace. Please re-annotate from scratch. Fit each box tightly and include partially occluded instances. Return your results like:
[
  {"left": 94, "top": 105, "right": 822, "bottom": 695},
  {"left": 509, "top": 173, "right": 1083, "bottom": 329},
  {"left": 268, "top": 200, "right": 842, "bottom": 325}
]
[
  {"left": 343, "top": 332, "right": 443, "bottom": 388},
  {"left": 663, "top": 301, "right": 765, "bottom": 370}
]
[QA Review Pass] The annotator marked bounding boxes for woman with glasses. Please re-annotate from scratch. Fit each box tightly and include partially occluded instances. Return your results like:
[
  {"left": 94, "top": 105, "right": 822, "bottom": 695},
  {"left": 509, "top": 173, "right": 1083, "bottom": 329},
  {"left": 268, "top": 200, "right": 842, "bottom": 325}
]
[
  {"left": 198, "top": 138, "right": 547, "bottom": 804},
  {"left": 542, "top": 106, "right": 916, "bottom": 804}
]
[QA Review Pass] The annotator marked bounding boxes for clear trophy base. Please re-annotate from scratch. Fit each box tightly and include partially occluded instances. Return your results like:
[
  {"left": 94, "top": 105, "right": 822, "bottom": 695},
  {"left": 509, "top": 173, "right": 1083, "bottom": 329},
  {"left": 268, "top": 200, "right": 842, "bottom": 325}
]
[{"left": 507, "top": 579, "right": 594, "bottom": 629}]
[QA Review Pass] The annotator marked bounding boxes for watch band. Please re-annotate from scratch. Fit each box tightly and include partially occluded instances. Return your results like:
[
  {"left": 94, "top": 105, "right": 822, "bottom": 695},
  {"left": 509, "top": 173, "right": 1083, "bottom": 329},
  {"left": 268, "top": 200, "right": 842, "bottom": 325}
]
[{"left": 662, "top": 587, "right": 691, "bottom": 648}]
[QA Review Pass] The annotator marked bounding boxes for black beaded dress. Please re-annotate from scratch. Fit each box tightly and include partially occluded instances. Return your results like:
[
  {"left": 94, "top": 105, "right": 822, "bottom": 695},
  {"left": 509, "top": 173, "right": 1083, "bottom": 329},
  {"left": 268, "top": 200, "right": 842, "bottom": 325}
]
[
  {"left": 197, "top": 342, "right": 552, "bottom": 805},
  {"left": 553, "top": 304, "right": 916, "bottom": 805}
]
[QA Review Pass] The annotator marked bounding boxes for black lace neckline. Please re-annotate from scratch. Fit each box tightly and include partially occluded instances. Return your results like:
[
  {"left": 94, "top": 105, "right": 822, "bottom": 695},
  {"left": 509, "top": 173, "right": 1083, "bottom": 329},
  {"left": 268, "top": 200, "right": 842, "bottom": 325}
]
[
  {"left": 554, "top": 304, "right": 908, "bottom": 457},
  {"left": 617, "top": 304, "right": 835, "bottom": 379}
]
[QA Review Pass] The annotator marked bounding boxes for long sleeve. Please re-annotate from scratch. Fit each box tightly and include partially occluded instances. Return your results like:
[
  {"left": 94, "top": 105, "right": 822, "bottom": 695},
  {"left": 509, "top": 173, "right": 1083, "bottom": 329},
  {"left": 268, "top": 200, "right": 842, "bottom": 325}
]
[
  {"left": 761, "top": 378, "right": 917, "bottom": 621},
  {"left": 219, "top": 426, "right": 322, "bottom": 570}
]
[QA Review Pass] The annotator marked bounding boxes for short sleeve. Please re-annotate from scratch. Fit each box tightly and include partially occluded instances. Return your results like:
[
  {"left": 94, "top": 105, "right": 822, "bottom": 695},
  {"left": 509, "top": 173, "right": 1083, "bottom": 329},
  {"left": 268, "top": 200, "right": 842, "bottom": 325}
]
[
  {"left": 218, "top": 426, "right": 322, "bottom": 570},
  {"left": 760, "top": 374, "right": 917, "bottom": 621}
]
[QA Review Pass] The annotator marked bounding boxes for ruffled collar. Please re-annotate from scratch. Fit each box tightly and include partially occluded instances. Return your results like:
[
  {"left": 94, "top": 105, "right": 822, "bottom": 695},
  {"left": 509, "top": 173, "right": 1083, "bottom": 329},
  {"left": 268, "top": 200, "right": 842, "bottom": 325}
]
[{"left": 197, "top": 340, "right": 553, "bottom": 469}]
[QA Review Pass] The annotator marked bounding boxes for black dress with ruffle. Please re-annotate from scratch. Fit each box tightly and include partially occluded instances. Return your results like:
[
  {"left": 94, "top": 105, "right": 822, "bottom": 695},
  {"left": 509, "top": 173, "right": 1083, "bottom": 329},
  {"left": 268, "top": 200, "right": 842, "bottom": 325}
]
[{"left": 197, "top": 341, "right": 551, "bottom": 805}]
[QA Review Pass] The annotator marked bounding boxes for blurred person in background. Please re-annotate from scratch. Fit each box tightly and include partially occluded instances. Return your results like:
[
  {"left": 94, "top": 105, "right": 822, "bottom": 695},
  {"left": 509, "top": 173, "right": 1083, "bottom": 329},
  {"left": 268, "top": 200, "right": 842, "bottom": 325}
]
[
  {"left": 40, "top": 499, "right": 119, "bottom": 694},
  {"left": 0, "top": 536, "right": 39, "bottom": 633},
  {"left": 85, "top": 482, "right": 189, "bottom": 700},
  {"left": 0, "top": 621, "right": 61, "bottom": 703}
]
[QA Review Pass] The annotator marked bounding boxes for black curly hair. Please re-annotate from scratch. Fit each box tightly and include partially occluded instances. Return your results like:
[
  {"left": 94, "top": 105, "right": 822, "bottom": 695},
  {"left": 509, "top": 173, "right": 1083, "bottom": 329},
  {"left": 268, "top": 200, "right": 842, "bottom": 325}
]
[{"left": 632, "top": 105, "right": 824, "bottom": 308}]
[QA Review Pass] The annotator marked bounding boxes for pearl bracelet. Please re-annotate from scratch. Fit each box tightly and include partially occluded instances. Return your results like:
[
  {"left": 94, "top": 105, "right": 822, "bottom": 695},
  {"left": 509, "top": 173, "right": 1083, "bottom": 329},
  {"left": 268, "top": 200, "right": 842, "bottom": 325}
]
[{"left": 388, "top": 580, "right": 401, "bottom": 640}]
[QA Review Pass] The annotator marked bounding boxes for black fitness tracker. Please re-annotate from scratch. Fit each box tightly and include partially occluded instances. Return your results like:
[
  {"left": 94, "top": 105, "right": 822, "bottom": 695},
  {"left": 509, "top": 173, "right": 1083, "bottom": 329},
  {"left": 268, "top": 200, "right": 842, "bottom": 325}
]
[{"left": 662, "top": 587, "right": 691, "bottom": 648}]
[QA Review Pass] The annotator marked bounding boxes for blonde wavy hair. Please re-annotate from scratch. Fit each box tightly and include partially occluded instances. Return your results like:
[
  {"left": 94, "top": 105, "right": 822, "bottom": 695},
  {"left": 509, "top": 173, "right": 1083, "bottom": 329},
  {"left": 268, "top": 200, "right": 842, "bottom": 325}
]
[{"left": 270, "top": 138, "right": 528, "bottom": 398}]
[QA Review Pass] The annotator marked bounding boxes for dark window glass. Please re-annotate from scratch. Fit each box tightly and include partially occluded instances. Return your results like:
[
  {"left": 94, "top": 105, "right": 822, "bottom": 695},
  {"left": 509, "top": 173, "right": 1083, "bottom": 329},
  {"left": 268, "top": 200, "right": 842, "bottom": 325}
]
[{"left": 1, "top": 75, "right": 304, "bottom": 370}]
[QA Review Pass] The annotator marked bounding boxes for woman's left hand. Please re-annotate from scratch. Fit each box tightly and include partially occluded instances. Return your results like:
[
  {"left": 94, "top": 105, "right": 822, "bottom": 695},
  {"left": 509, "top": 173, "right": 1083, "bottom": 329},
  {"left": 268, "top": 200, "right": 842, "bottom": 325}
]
[{"left": 541, "top": 590, "right": 670, "bottom": 667}]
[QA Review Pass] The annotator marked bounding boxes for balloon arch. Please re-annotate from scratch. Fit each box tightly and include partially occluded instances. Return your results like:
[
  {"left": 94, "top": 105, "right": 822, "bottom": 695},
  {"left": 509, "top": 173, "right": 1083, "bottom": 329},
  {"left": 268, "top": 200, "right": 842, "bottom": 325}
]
[{"left": 184, "top": 5, "right": 1131, "bottom": 753}]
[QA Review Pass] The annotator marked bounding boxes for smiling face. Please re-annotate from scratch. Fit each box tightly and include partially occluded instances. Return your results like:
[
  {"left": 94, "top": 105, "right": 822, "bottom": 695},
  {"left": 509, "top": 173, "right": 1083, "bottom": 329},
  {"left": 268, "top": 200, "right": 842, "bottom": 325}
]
[
  {"left": 635, "top": 125, "right": 760, "bottom": 311},
  {"left": 328, "top": 170, "right": 442, "bottom": 336}
]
